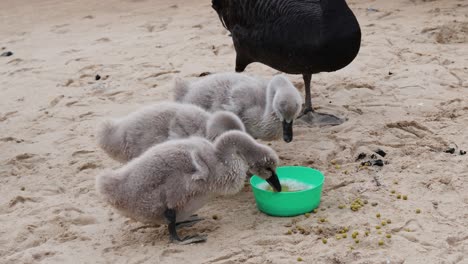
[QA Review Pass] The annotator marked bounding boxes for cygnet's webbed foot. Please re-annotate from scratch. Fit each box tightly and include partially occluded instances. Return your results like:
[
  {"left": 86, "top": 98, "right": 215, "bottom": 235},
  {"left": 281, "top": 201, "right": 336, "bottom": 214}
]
[
  {"left": 173, "top": 235, "right": 208, "bottom": 245},
  {"left": 165, "top": 209, "right": 207, "bottom": 245},
  {"left": 176, "top": 215, "right": 204, "bottom": 229},
  {"left": 298, "top": 108, "right": 345, "bottom": 126}
]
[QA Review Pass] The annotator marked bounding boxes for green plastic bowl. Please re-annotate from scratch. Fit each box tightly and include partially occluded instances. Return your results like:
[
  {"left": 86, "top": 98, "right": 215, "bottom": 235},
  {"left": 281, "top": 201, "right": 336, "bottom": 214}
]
[{"left": 250, "top": 166, "right": 324, "bottom": 217}]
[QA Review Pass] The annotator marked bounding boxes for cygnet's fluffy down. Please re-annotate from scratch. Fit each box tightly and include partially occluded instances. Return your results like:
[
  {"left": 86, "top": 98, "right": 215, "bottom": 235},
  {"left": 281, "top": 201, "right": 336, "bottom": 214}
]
[
  {"left": 97, "top": 101, "right": 245, "bottom": 162},
  {"left": 96, "top": 131, "right": 281, "bottom": 244},
  {"left": 174, "top": 72, "right": 302, "bottom": 142}
]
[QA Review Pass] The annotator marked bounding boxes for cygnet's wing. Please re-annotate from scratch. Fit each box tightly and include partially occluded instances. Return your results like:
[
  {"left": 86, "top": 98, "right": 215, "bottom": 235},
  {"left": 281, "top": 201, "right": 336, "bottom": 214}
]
[{"left": 168, "top": 107, "right": 208, "bottom": 140}]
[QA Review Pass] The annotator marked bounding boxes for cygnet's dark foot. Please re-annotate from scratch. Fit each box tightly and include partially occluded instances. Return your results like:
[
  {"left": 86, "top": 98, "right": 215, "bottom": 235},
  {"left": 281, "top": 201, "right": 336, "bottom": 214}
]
[
  {"left": 173, "top": 234, "right": 208, "bottom": 245},
  {"left": 298, "top": 110, "right": 345, "bottom": 126},
  {"left": 165, "top": 209, "right": 207, "bottom": 245},
  {"left": 176, "top": 215, "right": 204, "bottom": 229}
]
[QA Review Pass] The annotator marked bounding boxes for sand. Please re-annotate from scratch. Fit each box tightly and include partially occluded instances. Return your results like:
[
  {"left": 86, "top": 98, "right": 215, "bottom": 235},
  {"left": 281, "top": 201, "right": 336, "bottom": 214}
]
[{"left": 1, "top": 0, "right": 468, "bottom": 263}]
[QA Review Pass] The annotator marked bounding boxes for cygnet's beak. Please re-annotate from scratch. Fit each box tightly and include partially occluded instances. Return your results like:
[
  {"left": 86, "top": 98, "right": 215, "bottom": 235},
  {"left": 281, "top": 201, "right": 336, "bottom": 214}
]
[
  {"left": 266, "top": 170, "right": 281, "bottom": 192},
  {"left": 282, "top": 120, "right": 293, "bottom": 143}
]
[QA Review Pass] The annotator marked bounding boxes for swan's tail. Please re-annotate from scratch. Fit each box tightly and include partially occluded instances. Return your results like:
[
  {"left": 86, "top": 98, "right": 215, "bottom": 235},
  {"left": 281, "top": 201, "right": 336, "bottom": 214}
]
[
  {"left": 95, "top": 169, "right": 124, "bottom": 207},
  {"left": 97, "top": 120, "right": 125, "bottom": 162},
  {"left": 173, "top": 77, "right": 189, "bottom": 102}
]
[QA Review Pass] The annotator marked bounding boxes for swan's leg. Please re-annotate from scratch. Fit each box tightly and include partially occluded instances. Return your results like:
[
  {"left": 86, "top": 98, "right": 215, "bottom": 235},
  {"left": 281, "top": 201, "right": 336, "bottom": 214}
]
[
  {"left": 299, "top": 73, "right": 345, "bottom": 126},
  {"left": 165, "top": 209, "right": 207, "bottom": 245}
]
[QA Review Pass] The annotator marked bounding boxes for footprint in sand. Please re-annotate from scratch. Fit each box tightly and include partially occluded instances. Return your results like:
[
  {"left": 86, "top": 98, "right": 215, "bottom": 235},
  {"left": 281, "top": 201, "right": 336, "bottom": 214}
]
[
  {"left": 32, "top": 251, "right": 56, "bottom": 262},
  {"left": 51, "top": 23, "right": 70, "bottom": 34},
  {"left": 95, "top": 37, "right": 111, "bottom": 43},
  {"left": 0, "top": 111, "right": 18, "bottom": 122}
]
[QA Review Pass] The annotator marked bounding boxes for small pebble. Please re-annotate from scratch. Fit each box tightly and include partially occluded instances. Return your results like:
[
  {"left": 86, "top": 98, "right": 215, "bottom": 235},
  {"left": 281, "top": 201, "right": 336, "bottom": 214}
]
[
  {"left": 1, "top": 51, "right": 13, "bottom": 57},
  {"left": 371, "top": 202, "right": 378, "bottom": 207},
  {"left": 386, "top": 219, "right": 392, "bottom": 224},
  {"left": 460, "top": 150, "right": 466, "bottom": 155},
  {"left": 393, "top": 180, "right": 399, "bottom": 185},
  {"left": 20, "top": 187, "right": 25, "bottom": 191},
  {"left": 212, "top": 215, "right": 219, "bottom": 220},
  {"left": 95, "top": 74, "right": 101, "bottom": 81},
  {"left": 416, "top": 209, "right": 421, "bottom": 214},
  {"left": 373, "top": 159, "right": 384, "bottom": 166},
  {"left": 444, "top": 148, "right": 455, "bottom": 154},
  {"left": 391, "top": 190, "right": 396, "bottom": 194},
  {"left": 356, "top": 153, "right": 366, "bottom": 161},
  {"left": 375, "top": 149, "right": 387, "bottom": 157}
]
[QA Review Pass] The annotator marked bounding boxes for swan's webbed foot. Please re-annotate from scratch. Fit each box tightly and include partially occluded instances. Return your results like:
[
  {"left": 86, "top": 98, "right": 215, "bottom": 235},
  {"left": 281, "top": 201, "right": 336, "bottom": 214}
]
[{"left": 298, "top": 108, "right": 345, "bottom": 126}]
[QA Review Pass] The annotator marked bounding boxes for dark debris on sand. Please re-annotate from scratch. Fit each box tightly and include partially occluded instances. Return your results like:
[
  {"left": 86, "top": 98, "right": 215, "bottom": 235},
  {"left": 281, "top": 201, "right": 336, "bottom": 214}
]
[{"left": 1, "top": 51, "right": 13, "bottom": 57}]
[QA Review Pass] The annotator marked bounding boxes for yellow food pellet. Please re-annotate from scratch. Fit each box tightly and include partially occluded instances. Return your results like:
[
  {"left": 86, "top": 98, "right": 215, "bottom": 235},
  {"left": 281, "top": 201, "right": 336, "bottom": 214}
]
[
  {"left": 313, "top": 209, "right": 318, "bottom": 214},
  {"left": 397, "top": 194, "right": 401, "bottom": 199},
  {"left": 352, "top": 231, "right": 359, "bottom": 239},
  {"left": 376, "top": 213, "right": 381, "bottom": 218},
  {"left": 287, "top": 230, "right": 292, "bottom": 235},
  {"left": 386, "top": 234, "right": 392, "bottom": 239},
  {"left": 377, "top": 231, "right": 382, "bottom": 234},
  {"left": 355, "top": 239, "right": 360, "bottom": 244},
  {"left": 344, "top": 227, "right": 349, "bottom": 232},
  {"left": 393, "top": 180, "right": 399, "bottom": 185},
  {"left": 304, "top": 213, "right": 311, "bottom": 218},
  {"left": 416, "top": 209, "right": 421, "bottom": 214},
  {"left": 391, "top": 190, "right": 396, "bottom": 194},
  {"left": 297, "top": 257, "right": 303, "bottom": 262},
  {"left": 403, "top": 195, "right": 408, "bottom": 200},
  {"left": 344, "top": 170, "right": 349, "bottom": 175},
  {"left": 349, "top": 246, "right": 354, "bottom": 250},
  {"left": 342, "top": 234, "right": 347, "bottom": 239},
  {"left": 322, "top": 238, "right": 328, "bottom": 244},
  {"left": 375, "top": 226, "right": 381, "bottom": 230},
  {"left": 338, "top": 205, "right": 345, "bottom": 209},
  {"left": 381, "top": 221, "right": 386, "bottom": 226},
  {"left": 365, "top": 231, "right": 369, "bottom": 236},
  {"left": 378, "top": 240, "right": 384, "bottom": 246},
  {"left": 386, "top": 219, "right": 392, "bottom": 224},
  {"left": 335, "top": 165, "right": 341, "bottom": 170},
  {"left": 319, "top": 218, "right": 326, "bottom": 223}
]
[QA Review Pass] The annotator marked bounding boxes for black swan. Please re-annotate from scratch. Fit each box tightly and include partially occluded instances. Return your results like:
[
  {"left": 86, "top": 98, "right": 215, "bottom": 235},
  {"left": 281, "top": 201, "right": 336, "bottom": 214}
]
[{"left": 212, "top": 0, "right": 361, "bottom": 125}]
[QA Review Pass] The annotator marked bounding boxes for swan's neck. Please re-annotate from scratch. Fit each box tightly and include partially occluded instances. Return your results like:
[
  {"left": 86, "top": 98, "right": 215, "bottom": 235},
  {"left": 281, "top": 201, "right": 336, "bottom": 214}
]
[
  {"left": 213, "top": 141, "right": 250, "bottom": 194},
  {"left": 257, "top": 84, "right": 281, "bottom": 139}
]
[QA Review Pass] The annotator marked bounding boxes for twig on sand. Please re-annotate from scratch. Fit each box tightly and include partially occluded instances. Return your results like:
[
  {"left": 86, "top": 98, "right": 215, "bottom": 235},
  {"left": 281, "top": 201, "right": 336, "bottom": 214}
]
[{"left": 373, "top": 175, "right": 382, "bottom": 187}]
